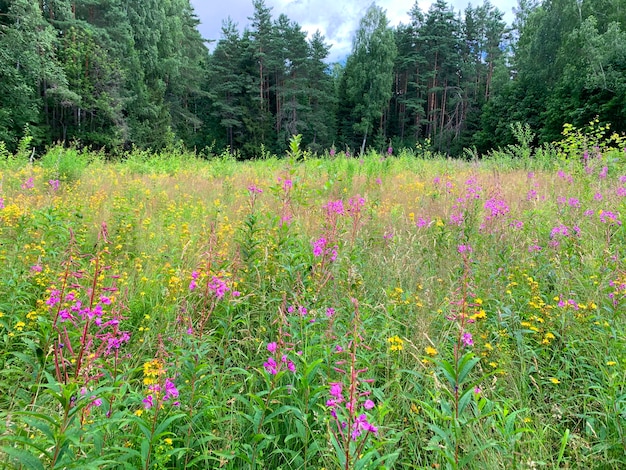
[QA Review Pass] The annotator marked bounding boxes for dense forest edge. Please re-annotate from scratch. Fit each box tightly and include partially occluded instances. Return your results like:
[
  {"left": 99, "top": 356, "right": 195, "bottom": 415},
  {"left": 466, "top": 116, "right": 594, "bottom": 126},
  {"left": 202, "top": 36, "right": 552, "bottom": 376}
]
[{"left": 1, "top": 0, "right": 626, "bottom": 158}]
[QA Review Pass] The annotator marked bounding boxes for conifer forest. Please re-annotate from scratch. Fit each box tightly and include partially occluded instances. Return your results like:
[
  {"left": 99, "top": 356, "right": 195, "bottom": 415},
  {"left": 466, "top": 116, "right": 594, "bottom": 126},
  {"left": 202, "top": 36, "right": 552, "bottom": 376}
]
[{"left": 1, "top": 0, "right": 626, "bottom": 157}]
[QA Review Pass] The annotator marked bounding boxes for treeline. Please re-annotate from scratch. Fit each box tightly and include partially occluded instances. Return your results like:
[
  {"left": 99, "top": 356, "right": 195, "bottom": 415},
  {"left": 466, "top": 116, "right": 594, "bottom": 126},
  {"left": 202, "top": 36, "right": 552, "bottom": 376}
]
[{"left": 1, "top": 0, "right": 625, "bottom": 157}]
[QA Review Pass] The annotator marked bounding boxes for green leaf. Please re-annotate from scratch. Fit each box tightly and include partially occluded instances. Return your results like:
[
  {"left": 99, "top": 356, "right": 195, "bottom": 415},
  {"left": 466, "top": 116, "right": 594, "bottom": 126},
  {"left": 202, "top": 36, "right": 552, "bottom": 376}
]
[
  {"left": 456, "top": 352, "right": 480, "bottom": 385},
  {"left": 435, "top": 358, "right": 457, "bottom": 388},
  {"left": 153, "top": 412, "right": 186, "bottom": 438},
  {"left": 1, "top": 446, "right": 45, "bottom": 470}
]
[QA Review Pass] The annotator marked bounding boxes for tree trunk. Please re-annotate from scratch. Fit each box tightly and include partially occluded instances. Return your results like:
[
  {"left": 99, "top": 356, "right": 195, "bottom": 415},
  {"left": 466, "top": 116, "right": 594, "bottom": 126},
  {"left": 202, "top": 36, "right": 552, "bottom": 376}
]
[{"left": 360, "top": 128, "right": 367, "bottom": 156}]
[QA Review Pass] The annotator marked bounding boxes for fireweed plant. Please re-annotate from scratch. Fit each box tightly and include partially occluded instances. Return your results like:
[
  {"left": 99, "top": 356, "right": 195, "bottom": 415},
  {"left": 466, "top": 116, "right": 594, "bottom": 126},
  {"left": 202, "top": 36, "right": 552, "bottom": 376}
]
[
  {"left": 325, "top": 298, "right": 396, "bottom": 470},
  {"left": 0, "top": 130, "right": 625, "bottom": 469}
]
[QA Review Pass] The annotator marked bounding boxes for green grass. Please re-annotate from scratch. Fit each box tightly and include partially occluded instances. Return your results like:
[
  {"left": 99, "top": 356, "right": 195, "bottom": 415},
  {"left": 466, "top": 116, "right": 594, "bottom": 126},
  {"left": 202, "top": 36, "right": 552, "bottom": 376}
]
[{"left": 0, "top": 145, "right": 624, "bottom": 469}]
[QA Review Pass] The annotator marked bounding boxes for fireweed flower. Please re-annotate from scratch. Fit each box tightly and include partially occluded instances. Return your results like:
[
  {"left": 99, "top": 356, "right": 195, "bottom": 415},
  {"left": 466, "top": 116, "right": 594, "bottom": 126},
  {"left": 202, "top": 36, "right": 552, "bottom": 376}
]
[
  {"left": 557, "top": 170, "right": 573, "bottom": 182},
  {"left": 351, "top": 414, "right": 378, "bottom": 440},
  {"left": 189, "top": 270, "right": 199, "bottom": 291},
  {"left": 313, "top": 237, "right": 327, "bottom": 257},
  {"left": 363, "top": 399, "right": 375, "bottom": 410},
  {"left": 143, "top": 395, "right": 154, "bottom": 409},
  {"left": 267, "top": 342, "right": 277, "bottom": 354},
  {"left": 330, "top": 382, "right": 343, "bottom": 399},
  {"left": 49, "top": 179, "right": 60, "bottom": 191},
  {"left": 550, "top": 224, "right": 572, "bottom": 238},
  {"left": 599, "top": 210, "right": 622, "bottom": 225},
  {"left": 263, "top": 356, "right": 278, "bottom": 375},
  {"left": 484, "top": 197, "right": 510, "bottom": 219},
  {"left": 46, "top": 290, "right": 61, "bottom": 306},
  {"left": 450, "top": 211, "right": 464, "bottom": 226},
  {"left": 281, "top": 178, "right": 293, "bottom": 191},
  {"left": 457, "top": 244, "right": 472, "bottom": 254},
  {"left": 208, "top": 276, "right": 230, "bottom": 298},
  {"left": 324, "top": 199, "right": 345, "bottom": 216},
  {"left": 416, "top": 216, "right": 430, "bottom": 228},
  {"left": 462, "top": 332, "right": 474, "bottom": 347},
  {"left": 163, "top": 378, "right": 179, "bottom": 401},
  {"left": 21, "top": 177, "right": 34, "bottom": 189}
]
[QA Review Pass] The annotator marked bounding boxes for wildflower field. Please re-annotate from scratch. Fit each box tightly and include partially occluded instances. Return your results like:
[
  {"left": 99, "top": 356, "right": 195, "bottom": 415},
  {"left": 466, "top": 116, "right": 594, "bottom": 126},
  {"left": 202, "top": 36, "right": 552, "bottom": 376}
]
[{"left": 0, "top": 139, "right": 625, "bottom": 469}]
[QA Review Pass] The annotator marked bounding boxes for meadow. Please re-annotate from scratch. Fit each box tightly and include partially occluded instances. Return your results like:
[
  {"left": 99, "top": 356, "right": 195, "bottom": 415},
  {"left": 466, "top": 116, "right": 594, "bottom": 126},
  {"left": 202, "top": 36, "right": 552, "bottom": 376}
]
[{"left": 0, "top": 133, "right": 624, "bottom": 469}]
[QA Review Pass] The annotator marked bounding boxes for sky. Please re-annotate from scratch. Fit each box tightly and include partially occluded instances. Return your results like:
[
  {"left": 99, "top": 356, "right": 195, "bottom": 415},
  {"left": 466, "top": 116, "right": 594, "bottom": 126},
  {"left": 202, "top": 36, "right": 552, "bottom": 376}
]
[{"left": 189, "top": 0, "right": 518, "bottom": 62}]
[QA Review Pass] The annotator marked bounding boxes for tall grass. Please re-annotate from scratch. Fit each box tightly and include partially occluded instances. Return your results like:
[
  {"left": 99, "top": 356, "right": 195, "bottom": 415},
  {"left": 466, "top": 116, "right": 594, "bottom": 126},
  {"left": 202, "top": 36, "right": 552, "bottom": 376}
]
[{"left": 0, "top": 142, "right": 624, "bottom": 469}]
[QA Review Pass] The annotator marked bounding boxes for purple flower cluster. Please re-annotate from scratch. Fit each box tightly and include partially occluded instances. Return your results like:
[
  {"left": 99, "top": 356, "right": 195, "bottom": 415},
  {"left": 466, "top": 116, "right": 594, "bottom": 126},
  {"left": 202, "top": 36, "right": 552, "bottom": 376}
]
[
  {"left": 550, "top": 224, "right": 580, "bottom": 239},
  {"left": 484, "top": 197, "right": 510, "bottom": 220},
  {"left": 189, "top": 270, "right": 199, "bottom": 291},
  {"left": 263, "top": 341, "right": 296, "bottom": 375},
  {"left": 208, "top": 276, "right": 230, "bottom": 299},
  {"left": 312, "top": 236, "right": 338, "bottom": 261},
  {"left": 326, "top": 382, "right": 377, "bottom": 440},
  {"left": 464, "top": 176, "right": 482, "bottom": 199},
  {"left": 457, "top": 244, "right": 472, "bottom": 254},
  {"left": 143, "top": 378, "right": 180, "bottom": 409},
  {"left": 324, "top": 199, "right": 344, "bottom": 216},
  {"left": 247, "top": 184, "right": 263, "bottom": 194},
  {"left": 557, "top": 170, "right": 573, "bottom": 183},
  {"left": 599, "top": 210, "right": 622, "bottom": 226},
  {"left": 347, "top": 195, "right": 366, "bottom": 215},
  {"left": 416, "top": 216, "right": 430, "bottom": 228},
  {"left": 276, "top": 177, "right": 293, "bottom": 192},
  {"left": 21, "top": 177, "right": 34, "bottom": 190}
]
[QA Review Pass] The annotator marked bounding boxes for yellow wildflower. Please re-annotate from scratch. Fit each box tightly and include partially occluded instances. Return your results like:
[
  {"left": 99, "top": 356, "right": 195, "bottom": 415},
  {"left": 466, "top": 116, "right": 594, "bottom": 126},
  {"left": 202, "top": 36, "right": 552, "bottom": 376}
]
[
  {"left": 387, "top": 335, "right": 404, "bottom": 352},
  {"left": 425, "top": 346, "right": 438, "bottom": 356},
  {"left": 143, "top": 359, "right": 165, "bottom": 385},
  {"left": 549, "top": 378, "right": 560, "bottom": 384}
]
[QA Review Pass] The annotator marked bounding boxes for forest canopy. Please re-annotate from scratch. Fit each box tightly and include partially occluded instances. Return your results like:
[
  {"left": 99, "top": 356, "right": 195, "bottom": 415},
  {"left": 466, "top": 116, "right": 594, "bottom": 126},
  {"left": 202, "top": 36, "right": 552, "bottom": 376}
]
[{"left": 0, "top": 0, "right": 625, "bottom": 157}]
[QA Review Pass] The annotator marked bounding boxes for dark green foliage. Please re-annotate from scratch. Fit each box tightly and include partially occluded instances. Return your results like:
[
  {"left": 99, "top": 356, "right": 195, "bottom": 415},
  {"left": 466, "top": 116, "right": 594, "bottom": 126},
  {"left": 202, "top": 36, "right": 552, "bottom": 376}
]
[
  {"left": 2, "top": 0, "right": 626, "bottom": 156},
  {"left": 0, "top": 0, "right": 206, "bottom": 152}
]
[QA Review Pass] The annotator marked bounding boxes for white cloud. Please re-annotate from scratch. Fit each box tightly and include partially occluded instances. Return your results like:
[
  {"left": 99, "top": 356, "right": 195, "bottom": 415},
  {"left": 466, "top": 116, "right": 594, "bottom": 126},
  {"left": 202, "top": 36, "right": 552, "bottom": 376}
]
[{"left": 190, "top": 0, "right": 517, "bottom": 62}]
